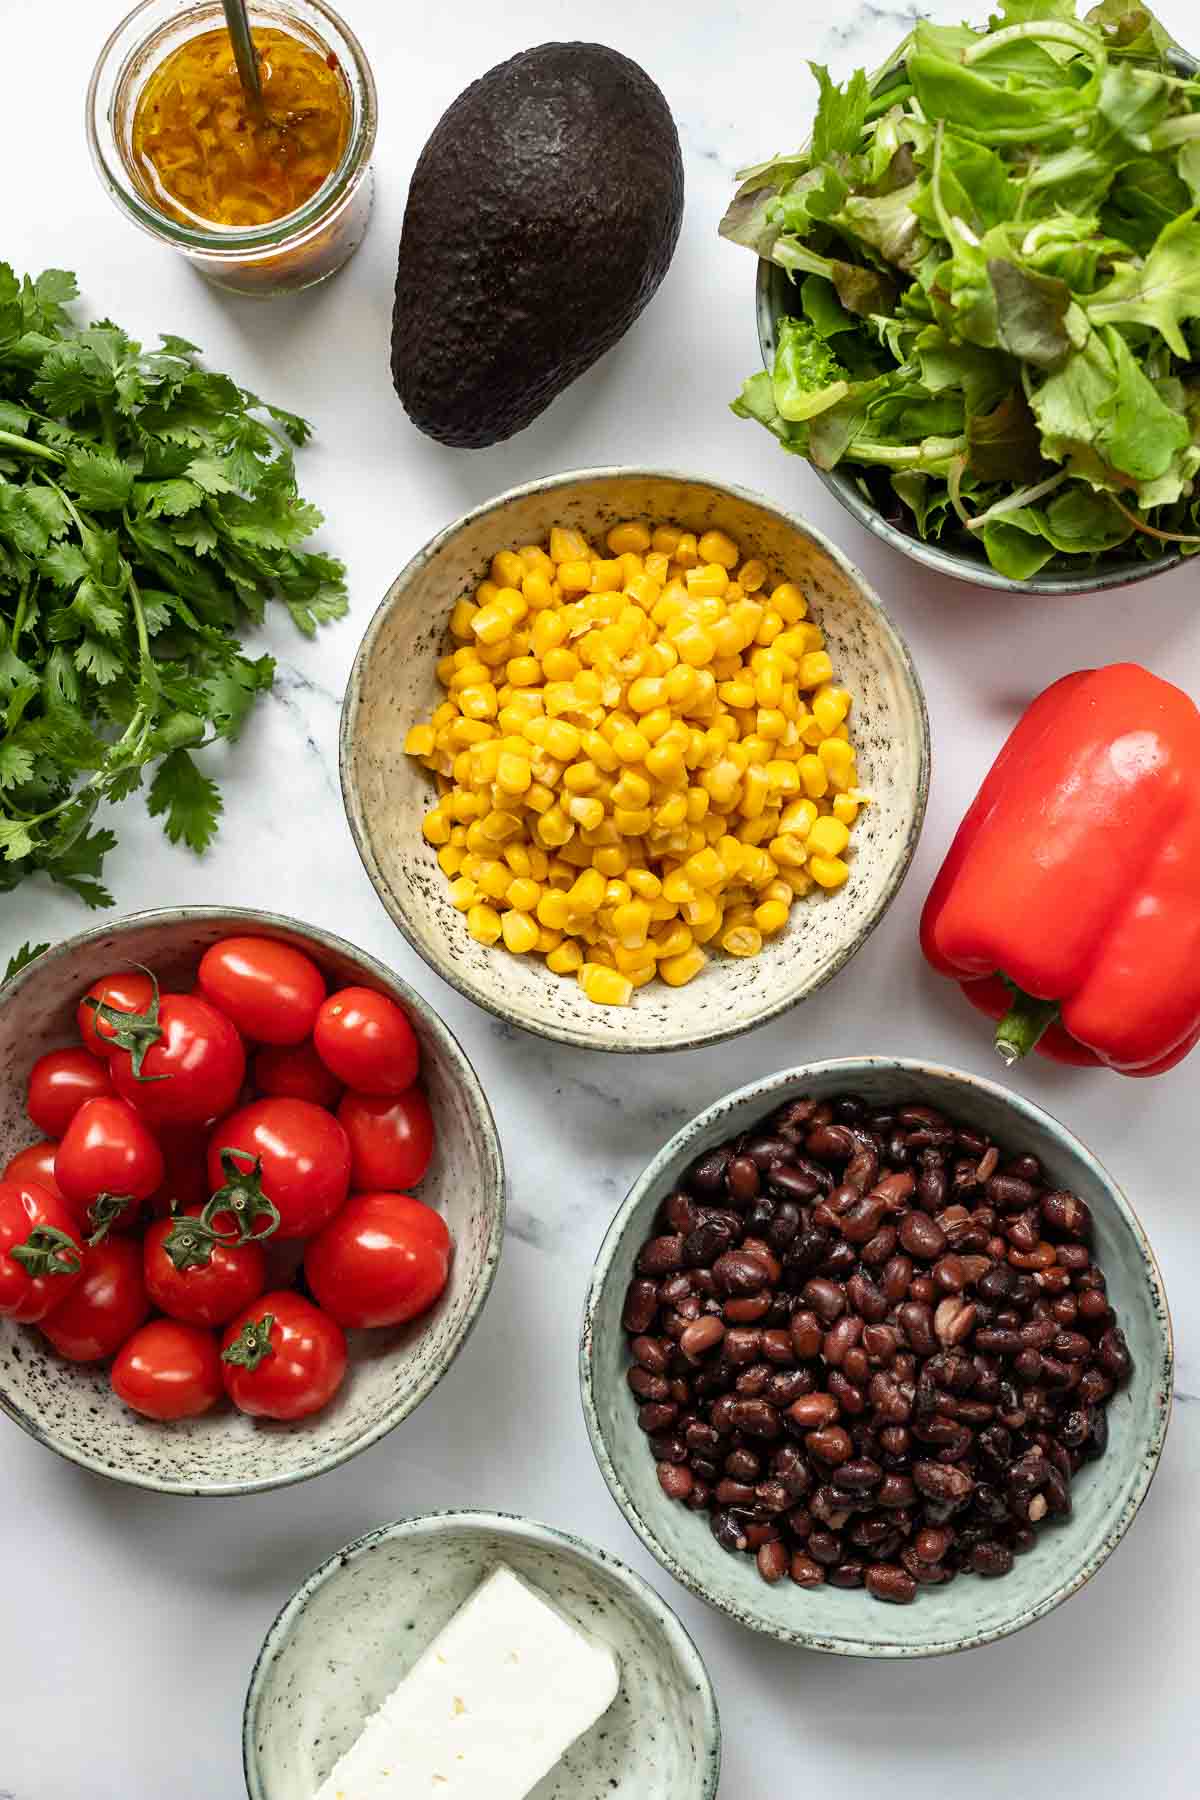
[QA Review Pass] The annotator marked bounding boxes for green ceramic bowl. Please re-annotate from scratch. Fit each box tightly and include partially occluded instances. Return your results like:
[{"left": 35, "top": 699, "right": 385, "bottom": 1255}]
[
  {"left": 581, "top": 1059, "right": 1173, "bottom": 1657},
  {"left": 243, "top": 1510, "right": 721, "bottom": 1799}
]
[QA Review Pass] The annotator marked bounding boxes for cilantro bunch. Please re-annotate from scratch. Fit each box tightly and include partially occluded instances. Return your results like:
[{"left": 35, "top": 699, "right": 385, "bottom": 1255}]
[
  {"left": 722, "top": 1, "right": 1200, "bottom": 578},
  {"left": 0, "top": 265, "right": 346, "bottom": 905}
]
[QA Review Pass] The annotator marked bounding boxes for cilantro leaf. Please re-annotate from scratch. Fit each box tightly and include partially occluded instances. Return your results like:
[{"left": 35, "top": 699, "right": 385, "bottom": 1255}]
[
  {"left": 2, "top": 941, "right": 50, "bottom": 983},
  {"left": 0, "top": 263, "right": 344, "bottom": 903},
  {"left": 148, "top": 748, "right": 222, "bottom": 852}
]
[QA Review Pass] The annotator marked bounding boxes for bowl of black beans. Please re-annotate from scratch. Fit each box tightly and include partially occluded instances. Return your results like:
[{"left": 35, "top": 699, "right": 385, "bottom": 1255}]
[{"left": 580, "top": 1060, "right": 1172, "bottom": 1655}]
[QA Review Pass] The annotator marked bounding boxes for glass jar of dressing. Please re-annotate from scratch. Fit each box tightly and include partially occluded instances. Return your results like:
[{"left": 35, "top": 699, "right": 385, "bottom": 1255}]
[{"left": 87, "top": 0, "right": 377, "bottom": 296}]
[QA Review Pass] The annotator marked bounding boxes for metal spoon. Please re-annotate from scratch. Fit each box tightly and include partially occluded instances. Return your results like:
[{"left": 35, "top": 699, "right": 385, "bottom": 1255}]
[{"left": 222, "top": 0, "right": 263, "bottom": 108}]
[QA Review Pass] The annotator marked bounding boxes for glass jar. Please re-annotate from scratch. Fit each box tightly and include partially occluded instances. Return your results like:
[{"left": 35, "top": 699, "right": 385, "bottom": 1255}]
[{"left": 87, "top": 0, "right": 377, "bottom": 296}]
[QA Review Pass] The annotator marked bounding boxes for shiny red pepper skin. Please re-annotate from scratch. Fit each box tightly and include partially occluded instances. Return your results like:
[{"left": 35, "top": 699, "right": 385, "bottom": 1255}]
[{"left": 921, "top": 664, "right": 1200, "bottom": 1077}]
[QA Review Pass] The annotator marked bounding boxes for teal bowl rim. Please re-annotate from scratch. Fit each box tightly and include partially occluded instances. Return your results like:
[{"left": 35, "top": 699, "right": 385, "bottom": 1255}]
[
  {"left": 580, "top": 1056, "right": 1174, "bottom": 1657},
  {"left": 0, "top": 905, "right": 506, "bottom": 1497},
  {"left": 754, "top": 260, "right": 1185, "bottom": 597},
  {"left": 241, "top": 1507, "right": 723, "bottom": 1799},
  {"left": 339, "top": 463, "right": 931, "bottom": 1054}
]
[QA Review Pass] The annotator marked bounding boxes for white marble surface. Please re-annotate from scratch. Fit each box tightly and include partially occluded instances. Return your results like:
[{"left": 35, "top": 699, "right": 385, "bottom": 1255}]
[{"left": 3, "top": 0, "right": 1199, "bottom": 1794}]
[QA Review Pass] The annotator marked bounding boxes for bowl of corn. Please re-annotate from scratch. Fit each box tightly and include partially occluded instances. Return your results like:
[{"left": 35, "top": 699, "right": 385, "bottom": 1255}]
[{"left": 340, "top": 468, "right": 929, "bottom": 1052}]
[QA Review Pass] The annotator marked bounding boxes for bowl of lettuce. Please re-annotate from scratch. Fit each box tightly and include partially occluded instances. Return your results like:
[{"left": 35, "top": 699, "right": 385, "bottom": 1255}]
[{"left": 723, "top": 2, "right": 1199, "bottom": 591}]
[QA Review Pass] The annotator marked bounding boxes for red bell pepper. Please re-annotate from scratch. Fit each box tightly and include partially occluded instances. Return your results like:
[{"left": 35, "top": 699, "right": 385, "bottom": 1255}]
[{"left": 921, "top": 663, "right": 1200, "bottom": 1077}]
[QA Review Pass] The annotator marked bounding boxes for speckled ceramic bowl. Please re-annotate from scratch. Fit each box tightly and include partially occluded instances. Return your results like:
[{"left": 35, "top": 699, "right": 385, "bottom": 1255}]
[
  {"left": 0, "top": 908, "right": 504, "bottom": 1495},
  {"left": 581, "top": 1059, "right": 1173, "bottom": 1657},
  {"left": 341, "top": 468, "right": 929, "bottom": 1053},
  {"left": 242, "top": 1509, "right": 721, "bottom": 1799}
]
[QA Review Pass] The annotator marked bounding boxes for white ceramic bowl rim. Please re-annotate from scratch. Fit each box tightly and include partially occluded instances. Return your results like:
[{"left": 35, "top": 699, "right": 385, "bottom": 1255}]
[
  {"left": 339, "top": 464, "right": 931, "bottom": 1053},
  {"left": 241, "top": 1507, "right": 722, "bottom": 1799},
  {"left": 580, "top": 1056, "right": 1174, "bottom": 1656},
  {"left": 0, "top": 905, "right": 506, "bottom": 1495}
]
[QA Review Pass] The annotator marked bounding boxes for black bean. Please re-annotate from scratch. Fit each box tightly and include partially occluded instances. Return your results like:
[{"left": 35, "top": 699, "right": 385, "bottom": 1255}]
[
  {"left": 688, "top": 1149, "right": 732, "bottom": 1197},
  {"left": 866, "top": 1564, "right": 917, "bottom": 1604},
  {"left": 1098, "top": 1325, "right": 1132, "bottom": 1383}
]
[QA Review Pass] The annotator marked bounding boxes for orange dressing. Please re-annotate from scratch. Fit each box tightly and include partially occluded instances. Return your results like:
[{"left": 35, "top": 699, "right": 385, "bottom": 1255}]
[{"left": 130, "top": 26, "right": 350, "bottom": 229}]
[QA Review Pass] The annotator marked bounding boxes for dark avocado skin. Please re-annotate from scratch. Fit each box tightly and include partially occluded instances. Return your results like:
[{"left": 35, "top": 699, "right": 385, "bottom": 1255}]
[{"left": 391, "top": 42, "right": 684, "bottom": 448}]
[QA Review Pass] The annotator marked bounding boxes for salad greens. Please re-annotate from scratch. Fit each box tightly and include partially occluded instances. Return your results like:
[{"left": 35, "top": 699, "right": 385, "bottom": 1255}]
[
  {"left": 0, "top": 265, "right": 346, "bottom": 906},
  {"left": 721, "top": 1, "right": 1200, "bottom": 577}
]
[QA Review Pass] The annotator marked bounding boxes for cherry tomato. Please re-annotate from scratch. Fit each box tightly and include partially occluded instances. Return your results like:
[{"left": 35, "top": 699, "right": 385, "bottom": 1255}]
[
  {"left": 76, "top": 971, "right": 156, "bottom": 1059},
  {"left": 26, "top": 1048, "right": 113, "bottom": 1139},
  {"left": 55, "top": 1096, "right": 163, "bottom": 1232},
  {"left": 5, "top": 1139, "right": 64, "bottom": 1200},
  {"left": 313, "top": 987, "right": 419, "bottom": 1096},
  {"left": 338, "top": 1089, "right": 435, "bottom": 1192},
  {"left": 197, "top": 936, "right": 326, "bottom": 1046},
  {"left": 220, "top": 1291, "right": 347, "bottom": 1420},
  {"left": 0, "top": 1179, "right": 83, "bottom": 1323},
  {"left": 40, "top": 1237, "right": 149, "bottom": 1363},
  {"left": 111, "top": 1319, "right": 224, "bottom": 1421},
  {"left": 253, "top": 1041, "right": 343, "bottom": 1110},
  {"left": 148, "top": 1129, "right": 213, "bottom": 1219},
  {"left": 107, "top": 991, "right": 245, "bottom": 1130},
  {"left": 207, "top": 1098, "right": 350, "bottom": 1240},
  {"left": 144, "top": 1207, "right": 267, "bottom": 1327},
  {"left": 305, "top": 1192, "right": 453, "bottom": 1329}
]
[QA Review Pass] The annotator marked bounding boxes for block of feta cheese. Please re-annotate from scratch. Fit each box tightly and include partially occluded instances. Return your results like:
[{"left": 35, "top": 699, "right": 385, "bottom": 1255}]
[{"left": 312, "top": 1562, "right": 621, "bottom": 1799}]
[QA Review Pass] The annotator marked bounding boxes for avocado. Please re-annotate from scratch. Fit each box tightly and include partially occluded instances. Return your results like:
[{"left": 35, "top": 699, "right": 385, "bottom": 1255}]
[{"left": 391, "top": 43, "right": 684, "bottom": 447}]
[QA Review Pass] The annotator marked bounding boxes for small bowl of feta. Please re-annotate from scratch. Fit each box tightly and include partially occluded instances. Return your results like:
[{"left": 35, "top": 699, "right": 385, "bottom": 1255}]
[{"left": 243, "top": 1508, "right": 721, "bottom": 1800}]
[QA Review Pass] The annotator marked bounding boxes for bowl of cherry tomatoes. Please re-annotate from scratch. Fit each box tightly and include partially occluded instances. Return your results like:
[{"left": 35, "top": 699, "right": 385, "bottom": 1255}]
[{"left": 0, "top": 908, "right": 505, "bottom": 1495}]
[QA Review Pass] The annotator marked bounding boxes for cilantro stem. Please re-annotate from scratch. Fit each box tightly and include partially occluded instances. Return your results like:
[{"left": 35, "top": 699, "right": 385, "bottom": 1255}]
[{"left": 0, "top": 426, "right": 61, "bottom": 464}]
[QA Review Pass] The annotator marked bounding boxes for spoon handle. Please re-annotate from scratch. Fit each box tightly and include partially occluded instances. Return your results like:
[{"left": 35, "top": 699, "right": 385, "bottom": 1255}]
[{"left": 222, "top": 0, "right": 263, "bottom": 106}]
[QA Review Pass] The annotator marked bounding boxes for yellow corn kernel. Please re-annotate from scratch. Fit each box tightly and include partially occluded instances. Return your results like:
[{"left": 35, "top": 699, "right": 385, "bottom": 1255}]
[
  {"left": 504, "top": 655, "right": 540, "bottom": 689},
  {"left": 661, "top": 867, "right": 696, "bottom": 906},
  {"left": 501, "top": 844, "right": 530, "bottom": 878},
  {"left": 735, "top": 558, "right": 766, "bottom": 595},
  {"left": 809, "top": 854, "right": 849, "bottom": 890},
  {"left": 613, "top": 805, "right": 653, "bottom": 836},
  {"left": 500, "top": 910, "right": 539, "bottom": 955},
  {"left": 445, "top": 875, "right": 476, "bottom": 911},
  {"left": 669, "top": 532, "right": 697, "bottom": 570},
  {"left": 563, "top": 867, "right": 604, "bottom": 912},
  {"left": 422, "top": 809, "right": 451, "bottom": 847},
  {"left": 436, "top": 843, "right": 463, "bottom": 878},
  {"left": 797, "top": 754, "right": 829, "bottom": 799},
  {"left": 753, "top": 898, "right": 790, "bottom": 935},
  {"left": 756, "top": 708, "right": 787, "bottom": 742},
  {"left": 653, "top": 919, "right": 695, "bottom": 958},
  {"left": 557, "top": 558, "right": 592, "bottom": 593},
  {"left": 471, "top": 858, "right": 507, "bottom": 902},
  {"left": 769, "top": 834, "right": 809, "bottom": 869},
  {"left": 562, "top": 759, "right": 601, "bottom": 795},
  {"left": 685, "top": 787, "right": 710, "bottom": 824},
  {"left": 504, "top": 876, "right": 540, "bottom": 913},
  {"left": 588, "top": 845, "right": 626, "bottom": 880},
  {"left": 770, "top": 582, "right": 808, "bottom": 623},
  {"left": 473, "top": 603, "right": 518, "bottom": 647},
  {"left": 684, "top": 845, "right": 725, "bottom": 889},
  {"left": 701, "top": 762, "right": 741, "bottom": 810},
  {"left": 681, "top": 892, "right": 718, "bottom": 928},
  {"left": 812, "top": 688, "right": 848, "bottom": 735},
  {"left": 808, "top": 816, "right": 850, "bottom": 859},
  {"left": 625, "top": 867, "right": 662, "bottom": 900},
  {"left": 466, "top": 903, "right": 502, "bottom": 945},
  {"left": 673, "top": 623, "right": 716, "bottom": 668},
  {"left": 602, "top": 520, "right": 649, "bottom": 557},
  {"left": 622, "top": 676, "right": 662, "bottom": 715},
  {"left": 546, "top": 525, "right": 585, "bottom": 564},
  {"left": 495, "top": 751, "right": 531, "bottom": 795},
  {"left": 718, "top": 678, "right": 756, "bottom": 712},
  {"left": 574, "top": 963, "right": 629, "bottom": 1006},
  {"left": 585, "top": 559, "right": 620, "bottom": 594},
  {"left": 798, "top": 650, "right": 834, "bottom": 689},
  {"left": 781, "top": 868, "right": 813, "bottom": 897},
  {"left": 537, "top": 806, "right": 574, "bottom": 848},
  {"left": 697, "top": 529, "right": 739, "bottom": 569},
  {"left": 659, "top": 946, "right": 707, "bottom": 987},
  {"left": 779, "top": 797, "right": 819, "bottom": 837},
  {"left": 565, "top": 795, "right": 605, "bottom": 831},
  {"left": 721, "top": 923, "right": 763, "bottom": 958},
  {"left": 612, "top": 770, "right": 651, "bottom": 811},
  {"left": 536, "top": 889, "right": 571, "bottom": 932},
  {"left": 546, "top": 940, "right": 584, "bottom": 975},
  {"left": 686, "top": 563, "right": 729, "bottom": 600},
  {"left": 754, "top": 662, "right": 784, "bottom": 708},
  {"left": 449, "top": 599, "right": 479, "bottom": 641},
  {"left": 534, "top": 929, "right": 562, "bottom": 955},
  {"left": 475, "top": 580, "right": 500, "bottom": 609},
  {"left": 405, "top": 723, "right": 435, "bottom": 757},
  {"left": 609, "top": 899, "right": 651, "bottom": 948},
  {"left": 818, "top": 737, "right": 856, "bottom": 790},
  {"left": 534, "top": 718, "right": 575, "bottom": 763},
  {"left": 605, "top": 725, "right": 646, "bottom": 764},
  {"left": 643, "top": 743, "right": 683, "bottom": 787},
  {"left": 832, "top": 794, "right": 859, "bottom": 826},
  {"left": 486, "top": 550, "right": 521, "bottom": 590}
]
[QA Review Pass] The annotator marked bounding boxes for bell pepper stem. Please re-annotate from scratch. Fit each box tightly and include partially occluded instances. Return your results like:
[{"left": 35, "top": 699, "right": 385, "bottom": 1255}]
[{"left": 995, "top": 986, "right": 1061, "bottom": 1066}]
